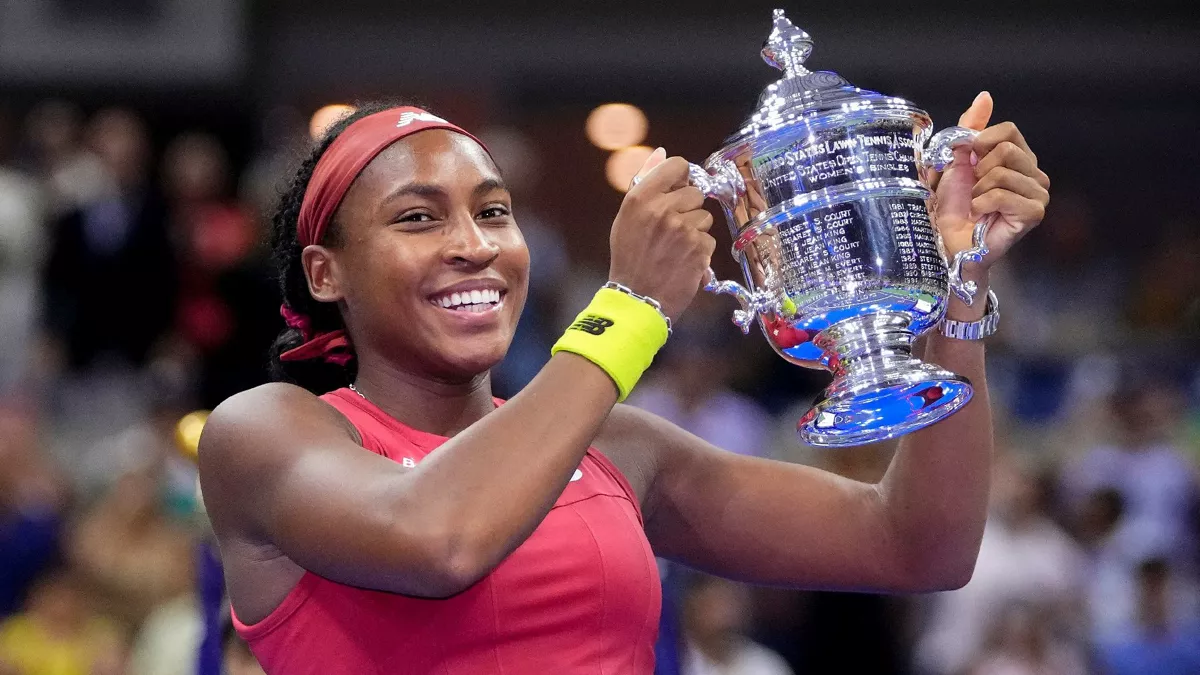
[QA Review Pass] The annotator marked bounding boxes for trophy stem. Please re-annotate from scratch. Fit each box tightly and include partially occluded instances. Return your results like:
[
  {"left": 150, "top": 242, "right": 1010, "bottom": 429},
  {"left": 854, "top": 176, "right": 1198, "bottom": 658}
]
[{"left": 797, "top": 312, "right": 974, "bottom": 447}]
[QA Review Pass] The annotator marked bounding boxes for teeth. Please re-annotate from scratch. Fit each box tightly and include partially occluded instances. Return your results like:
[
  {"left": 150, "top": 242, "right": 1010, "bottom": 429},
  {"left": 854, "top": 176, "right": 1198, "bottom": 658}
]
[{"left": 434, "top": 288, "right": 504, "bottom": 310}]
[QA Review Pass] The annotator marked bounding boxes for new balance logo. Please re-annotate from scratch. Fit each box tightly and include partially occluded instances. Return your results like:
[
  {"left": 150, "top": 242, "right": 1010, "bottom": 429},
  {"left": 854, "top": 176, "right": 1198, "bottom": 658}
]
[
  {"left": 397, "top": 111, "right": 448, "bottom": 128},
  {"left": 570, "top": 315, "right": 614, "bottom": 335}
]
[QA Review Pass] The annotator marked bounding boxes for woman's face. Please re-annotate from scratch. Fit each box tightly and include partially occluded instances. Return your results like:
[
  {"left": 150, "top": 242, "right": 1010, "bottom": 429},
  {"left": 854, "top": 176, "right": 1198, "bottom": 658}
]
[{"left": 309, "top": 129, "right": 529, "bottom": 382}]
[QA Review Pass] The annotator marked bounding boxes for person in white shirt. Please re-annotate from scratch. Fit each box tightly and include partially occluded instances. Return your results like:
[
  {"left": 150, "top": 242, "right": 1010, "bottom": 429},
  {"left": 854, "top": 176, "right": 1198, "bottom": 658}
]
[
  {"left": 915, "top": 452, "right": 1086, "bottom": 674},
  {"left": 681, "top": 575, "right": 794, "bottom": 675},
  {"left": 0, "top": 113, "right": 47, "bottom": 392},
  {"left": 1061, "top": 384, "right": 1198, "bottom": 571}
]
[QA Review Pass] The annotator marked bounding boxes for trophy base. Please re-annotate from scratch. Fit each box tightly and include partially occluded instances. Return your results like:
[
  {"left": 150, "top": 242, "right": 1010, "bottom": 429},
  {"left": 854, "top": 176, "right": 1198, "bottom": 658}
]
[{"left": 796, "top": 312, "right": 973, "bottom": 447}]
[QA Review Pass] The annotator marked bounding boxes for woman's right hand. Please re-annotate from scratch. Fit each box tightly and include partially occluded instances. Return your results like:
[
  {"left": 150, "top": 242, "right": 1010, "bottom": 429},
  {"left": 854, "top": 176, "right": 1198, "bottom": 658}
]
[{"left": 608, "top": 148, "right": 716, "bottom": 321}]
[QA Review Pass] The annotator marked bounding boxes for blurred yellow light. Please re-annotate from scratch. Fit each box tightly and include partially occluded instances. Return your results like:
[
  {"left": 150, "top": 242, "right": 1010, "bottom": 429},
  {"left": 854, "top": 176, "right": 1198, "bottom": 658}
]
[
  {"left": 586, "top": 103, "right": 648, "bottom": 151},
  {"left": 606, "top": 145, "right": 655, "bottom": 193},
  {"left": 175, "top": 410, "right": 211, "bottom": 464},
  {"left": 309, "top": 104, "right": 356, "bottom": 141}
]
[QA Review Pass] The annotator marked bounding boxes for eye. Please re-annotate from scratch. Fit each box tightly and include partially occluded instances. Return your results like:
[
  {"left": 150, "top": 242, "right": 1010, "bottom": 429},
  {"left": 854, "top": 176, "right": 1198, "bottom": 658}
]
[
  {"left": 478, "top": 205, "right": 511, "bottom": 221},
  {"left": 391, "top": 211, "right": 440, "bottom": 232},
  {"left": 398, "top": 212, "right": 434, "bottom": 223}
]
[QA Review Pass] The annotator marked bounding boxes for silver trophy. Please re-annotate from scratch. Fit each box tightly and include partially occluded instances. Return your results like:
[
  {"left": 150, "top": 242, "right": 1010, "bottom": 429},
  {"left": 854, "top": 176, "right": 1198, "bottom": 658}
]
[{"left": 686, "top": 10, "right": 994, "bottom": 447}]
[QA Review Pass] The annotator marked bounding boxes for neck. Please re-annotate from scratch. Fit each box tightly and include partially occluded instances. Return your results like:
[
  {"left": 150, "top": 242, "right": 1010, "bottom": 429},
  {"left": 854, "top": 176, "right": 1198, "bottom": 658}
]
[{"left": 352, "top": 357, "right": 496, "bottom": 437}]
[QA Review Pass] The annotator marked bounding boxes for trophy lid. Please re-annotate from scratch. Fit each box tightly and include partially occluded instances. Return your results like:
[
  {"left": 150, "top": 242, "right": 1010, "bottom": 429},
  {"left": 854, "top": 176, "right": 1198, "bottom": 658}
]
[{"left": 721, "top": 10, "right": 927, "bottom": 153}]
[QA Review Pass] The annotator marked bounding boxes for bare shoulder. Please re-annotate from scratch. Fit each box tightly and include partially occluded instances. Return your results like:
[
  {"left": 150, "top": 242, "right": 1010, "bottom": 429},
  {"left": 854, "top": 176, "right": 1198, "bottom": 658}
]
[
  {"left": 198, "top": 383, "right": 368, "bottom": 622},
  {"left": 202, "top": 382, "right": 357, "bottom": 452},
  {"left": 198, "top": 382, "right": 358, "bottom": 533}
]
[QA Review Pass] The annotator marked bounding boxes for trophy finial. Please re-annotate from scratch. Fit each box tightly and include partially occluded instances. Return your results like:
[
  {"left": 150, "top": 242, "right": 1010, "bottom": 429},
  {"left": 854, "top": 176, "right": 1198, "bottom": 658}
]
[{"left": 761, "top": 9, "right": 813, "bottom": 77}]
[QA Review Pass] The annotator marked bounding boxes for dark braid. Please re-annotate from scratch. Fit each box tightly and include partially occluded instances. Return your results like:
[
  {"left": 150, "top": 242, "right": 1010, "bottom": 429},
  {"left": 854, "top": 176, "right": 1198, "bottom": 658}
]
[{"left": 268, "top": 100, "right": 424, "bottom": 393}]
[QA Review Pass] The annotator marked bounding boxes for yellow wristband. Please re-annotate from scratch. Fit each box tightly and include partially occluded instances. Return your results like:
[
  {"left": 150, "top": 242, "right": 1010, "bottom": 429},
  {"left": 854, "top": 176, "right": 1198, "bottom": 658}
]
[{"left": 551, "top": 287, "right": 670, "bottom": 401}]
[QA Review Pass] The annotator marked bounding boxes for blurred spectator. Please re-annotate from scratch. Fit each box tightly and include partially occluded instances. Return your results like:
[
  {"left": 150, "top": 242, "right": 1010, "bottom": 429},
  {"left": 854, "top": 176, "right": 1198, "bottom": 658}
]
[
  {"left": 988, "top": 192, "right": 1128, "bottom": 422},
  {"left": 629, "top": 302, "right": 773, "bottom": 457},
  {"left": 42, "top": 107, "right": 178, "bottom": 372},
  {"left": 681, "top": 575, "right": 793, "bottom": 675},
  {"left": 0, "top": 405, "right": 68, "bottom": 618},
  {"left": 65, "top": 466, "right": 194, "bottom": 631},
  {"left": 0, "top": 568, "right": 126, "bottom": 675},
  {"left": 127, "top": 593, "right": 202, "bottom": 675},
  {"left": 1072, "top": 485, "right": 1200, "bottom": 648},
  {"left": 0, "top": 112, "right": 48, "bottom": 393},
  {"left": 1075, "top": 488, "right": 1141, "bottom": 643},
  {"left": 1060, "top": 381, "right": 1198, "bottom": 569},
  {"left": 915, "top": 452, "right": 1085, "bottom": 675},
  {"left": 1097, "top": 558, "right": 1200, "bottom": 675},
  {"left": 967, "top": 602, "right": 1088, "bottom": 675},
  {"left": 73, "top": 380, "right": 197, "bottom": 509},
  {"left": 21, "top": 100, "right": 113, "bottom": 216},
  {"left": 162, "top": 131, "right": 276, "bottom": 407},
  {"left": 1127, "top": 222, "right": 1200, "bottom": 340},
  {"left": 993, "top": 191, "right": 1126, "bottom": 360},
  {"left": 238, "top": 104, "right": 308, "bottom": 224}
]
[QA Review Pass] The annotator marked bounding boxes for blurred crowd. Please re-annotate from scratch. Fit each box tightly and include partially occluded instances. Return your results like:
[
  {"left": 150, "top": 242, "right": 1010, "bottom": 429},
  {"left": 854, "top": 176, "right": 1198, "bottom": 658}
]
[{"left": 0, "top": 98, "right": 1197, "bottom": 675}]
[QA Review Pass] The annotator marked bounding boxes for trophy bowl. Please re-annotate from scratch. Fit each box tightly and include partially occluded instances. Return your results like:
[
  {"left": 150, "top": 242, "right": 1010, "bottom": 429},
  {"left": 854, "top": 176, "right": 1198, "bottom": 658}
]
[{"left": 687, "top": 10, "right": 993, "bottom": 447}]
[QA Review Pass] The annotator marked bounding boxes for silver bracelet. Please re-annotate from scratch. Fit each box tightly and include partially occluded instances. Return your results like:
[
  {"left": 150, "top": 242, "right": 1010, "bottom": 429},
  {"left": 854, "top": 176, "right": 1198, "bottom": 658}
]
[
  {"left": 938, "top": 289, "right": 1000, "bottom": 340},
  {"left": 603, "top": 281, "right": 673, "bottom": 336}
]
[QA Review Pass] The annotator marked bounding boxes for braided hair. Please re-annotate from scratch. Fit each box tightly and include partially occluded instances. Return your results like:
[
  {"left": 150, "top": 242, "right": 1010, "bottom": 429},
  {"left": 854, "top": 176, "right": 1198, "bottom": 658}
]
[{"left": 267, "top": 100, "right": 422, "bottom": 393}]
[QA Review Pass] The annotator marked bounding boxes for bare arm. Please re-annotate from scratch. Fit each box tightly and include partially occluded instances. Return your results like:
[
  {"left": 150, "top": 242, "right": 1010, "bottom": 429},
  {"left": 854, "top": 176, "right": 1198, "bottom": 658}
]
[
  {"left": 200, "top": 353, "right": 618, "bottom": 599},
  {"left": 606, "top": 403, "right": 967, "bottom": 593},
  {"left": 610, "top": 330, "right": 988, "bottom": 593}
]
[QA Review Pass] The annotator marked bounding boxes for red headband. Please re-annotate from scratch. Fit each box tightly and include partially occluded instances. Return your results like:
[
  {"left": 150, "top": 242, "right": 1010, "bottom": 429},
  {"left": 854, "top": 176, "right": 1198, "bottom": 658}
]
[
  {"left": 297, "top": 106, "right": 491, "bottom": 247},
  {"left": 280, "top": 106, "right": 492, "bottom": 366}
]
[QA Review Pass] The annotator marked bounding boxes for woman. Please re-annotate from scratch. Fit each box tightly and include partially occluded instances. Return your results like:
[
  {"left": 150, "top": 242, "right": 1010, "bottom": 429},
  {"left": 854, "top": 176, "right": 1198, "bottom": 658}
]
[{"left": 198, "top": 93, "right": 1050, "bottom": 673}]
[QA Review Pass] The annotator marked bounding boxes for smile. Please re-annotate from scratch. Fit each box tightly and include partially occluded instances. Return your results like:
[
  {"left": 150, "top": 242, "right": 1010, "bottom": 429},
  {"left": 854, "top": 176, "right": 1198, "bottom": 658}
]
[{"left": 430, "top": 288, "right": 505, "bottom": 313}]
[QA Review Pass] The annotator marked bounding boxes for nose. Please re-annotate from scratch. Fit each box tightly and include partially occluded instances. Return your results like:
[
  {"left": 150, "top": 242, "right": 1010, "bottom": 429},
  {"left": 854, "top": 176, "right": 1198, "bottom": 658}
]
[{"left": 443, "top": 216, "right": 501, "bottom": 269}]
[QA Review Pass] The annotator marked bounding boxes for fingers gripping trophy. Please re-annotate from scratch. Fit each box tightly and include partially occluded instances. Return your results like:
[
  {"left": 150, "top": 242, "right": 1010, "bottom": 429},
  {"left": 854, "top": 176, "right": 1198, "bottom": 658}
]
[{"left": 675, "top": 10, "right": 1003, "bottom": 446}]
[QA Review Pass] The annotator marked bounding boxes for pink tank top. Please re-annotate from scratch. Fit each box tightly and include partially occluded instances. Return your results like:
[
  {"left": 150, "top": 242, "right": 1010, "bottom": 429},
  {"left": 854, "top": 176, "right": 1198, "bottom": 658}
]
[{"left": 233, "top": 388, "right": 661, "bottom": 674}]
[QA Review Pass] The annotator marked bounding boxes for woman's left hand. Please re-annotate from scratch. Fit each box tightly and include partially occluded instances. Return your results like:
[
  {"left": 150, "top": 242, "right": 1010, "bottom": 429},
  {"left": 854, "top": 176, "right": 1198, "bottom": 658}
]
[{"left": 927, "top": 91, "right": 1051, "bottom": 270}]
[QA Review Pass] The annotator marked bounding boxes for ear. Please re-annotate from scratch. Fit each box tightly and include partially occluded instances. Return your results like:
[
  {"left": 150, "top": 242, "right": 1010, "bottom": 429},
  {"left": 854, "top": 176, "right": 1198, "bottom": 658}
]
[{"left": 301, "top": 245, "right": 344, "bottom": 303}]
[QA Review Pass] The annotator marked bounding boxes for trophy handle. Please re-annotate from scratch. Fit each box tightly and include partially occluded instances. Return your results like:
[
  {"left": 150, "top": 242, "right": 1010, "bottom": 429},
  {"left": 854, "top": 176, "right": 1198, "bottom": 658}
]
[
  {"left": 633, "top": 158, "right": 762, "bottom": 331},
  {"left": 921, "top": 125, "right": 994, "bottom": 306},
  {"left": 702, "top": 267, "right": 766, "bottom": 334},
  {"left": 687, "top": 159, "right": 745, "bottom": 210},
  {"left": 629, "top": 158, "right": 744, "bottom": 208},
  {"left": 945, "top": 213, "right": 997, "bottom": 305},
  {"left": 920, "top": 125, "right": 978, "bottom": 173},
  {"left": 687, "top": 160, "right": 765, "bottom": 332}
]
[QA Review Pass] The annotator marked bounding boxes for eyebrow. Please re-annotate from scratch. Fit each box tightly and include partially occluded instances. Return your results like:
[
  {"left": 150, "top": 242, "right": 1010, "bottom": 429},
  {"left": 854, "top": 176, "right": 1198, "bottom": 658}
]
[
  {"left": 472, "top": 177, "right": 508, "bottom": 198},
  {"left": 381, "top": 177, "right": 509, "bottom": 205}
]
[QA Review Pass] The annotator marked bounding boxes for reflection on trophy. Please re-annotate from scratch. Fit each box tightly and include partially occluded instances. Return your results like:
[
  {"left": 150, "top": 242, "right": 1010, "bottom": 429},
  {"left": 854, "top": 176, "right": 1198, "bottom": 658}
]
[{"left": 688, "top": 9, "right": 994, "bottom": 447}]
